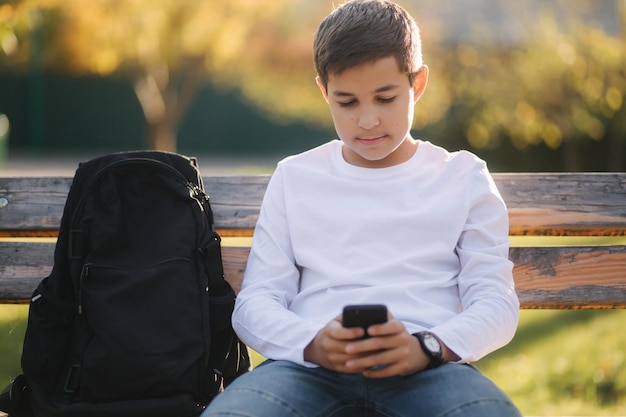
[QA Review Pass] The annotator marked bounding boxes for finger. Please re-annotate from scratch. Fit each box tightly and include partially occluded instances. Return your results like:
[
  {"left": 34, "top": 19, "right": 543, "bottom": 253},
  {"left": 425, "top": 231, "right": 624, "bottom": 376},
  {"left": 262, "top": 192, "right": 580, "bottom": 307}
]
[
  {"left": 327, "top": 350, "right": 374, "bottom": 373},
  {"left": 344, "top": 349, "right": 388, "bottom": 371},
  {"left": 365, "top": 318, "right": 405, "bottom": 338},
  {"left": 345, "top": 332, "right": 403, "bottom": 355},
  {"left": 346, "top": 338, "right": 414, "bottom": 371},
  {"left": 361, "top": 342, "right": 422, "bottom": 377},
  {"left": 362, "top": 362, "right": 403, "bottom": 378},
  {"left": 328, "top": 317, "right": 367, "bottom": 340}
]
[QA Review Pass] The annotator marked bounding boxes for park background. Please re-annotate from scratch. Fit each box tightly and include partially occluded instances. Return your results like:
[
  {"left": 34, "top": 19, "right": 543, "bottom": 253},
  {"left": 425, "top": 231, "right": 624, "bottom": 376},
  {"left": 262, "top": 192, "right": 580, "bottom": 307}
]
[{"left": 1, "top": 0, "right": 625, "bottom": 415}]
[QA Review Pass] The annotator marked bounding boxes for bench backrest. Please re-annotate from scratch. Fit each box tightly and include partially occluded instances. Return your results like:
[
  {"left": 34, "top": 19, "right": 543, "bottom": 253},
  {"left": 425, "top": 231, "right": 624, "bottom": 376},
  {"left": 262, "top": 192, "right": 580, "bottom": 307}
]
[{"left": 1, "top": 173, "right": 625, "bottom": 308}]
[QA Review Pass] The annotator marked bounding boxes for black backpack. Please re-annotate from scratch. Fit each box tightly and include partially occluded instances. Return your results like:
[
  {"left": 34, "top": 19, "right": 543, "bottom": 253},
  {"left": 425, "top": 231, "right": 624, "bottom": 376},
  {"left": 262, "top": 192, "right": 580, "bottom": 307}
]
[{"left": 0, "top": 151, "right": 250, "bottom": 417}]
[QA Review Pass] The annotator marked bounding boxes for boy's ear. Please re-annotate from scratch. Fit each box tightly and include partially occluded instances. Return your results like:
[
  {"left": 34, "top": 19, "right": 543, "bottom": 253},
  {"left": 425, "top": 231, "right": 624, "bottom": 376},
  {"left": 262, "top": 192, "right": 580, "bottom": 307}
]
[
  {"left": 316, "top": 76, "right": 329, "bottom": 103},
  {"left": 412, "top": 65, "right": 429, "bottom": 102}
]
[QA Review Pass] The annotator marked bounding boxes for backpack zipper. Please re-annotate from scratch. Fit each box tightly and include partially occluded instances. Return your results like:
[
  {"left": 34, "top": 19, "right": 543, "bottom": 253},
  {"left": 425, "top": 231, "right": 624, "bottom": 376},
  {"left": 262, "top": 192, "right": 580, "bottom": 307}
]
[{"left": 70, "top": 158, "right": 204, "bottom": 228}]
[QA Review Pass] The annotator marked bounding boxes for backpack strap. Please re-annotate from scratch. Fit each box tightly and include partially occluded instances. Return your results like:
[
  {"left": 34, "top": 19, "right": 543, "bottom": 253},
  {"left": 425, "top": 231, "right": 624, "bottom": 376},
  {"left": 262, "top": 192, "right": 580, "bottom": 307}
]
[
  {"left": 204, "top": 232, "right": 231, "bottom": 297},
  {"left": 68, "top": 228, "right": 86, "bottom": 310}
]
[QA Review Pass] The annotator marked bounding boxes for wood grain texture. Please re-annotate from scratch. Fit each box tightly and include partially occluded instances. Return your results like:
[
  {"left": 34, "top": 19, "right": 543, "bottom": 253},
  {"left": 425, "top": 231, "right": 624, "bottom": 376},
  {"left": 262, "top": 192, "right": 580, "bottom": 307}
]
[
  {"left": 0, "top": 176, "right": 268, "bottom": 235},
  {"left": 510, "top": 246, "right": 626, "bottom": 309},
  {"left": 0, "top": 242, "right": 252, "bottom": 303},
  {"left": 1, "top": 173, "right": 625, "bottom": 308},
  {"left": 2, "top": 173, "right": 625, "bottom": 236},
  {"left": 2, "top": 243, "right": 624, "bottom": 308},
  {"left": 495, "top": 173, "right": 626, "bottom": 236}
]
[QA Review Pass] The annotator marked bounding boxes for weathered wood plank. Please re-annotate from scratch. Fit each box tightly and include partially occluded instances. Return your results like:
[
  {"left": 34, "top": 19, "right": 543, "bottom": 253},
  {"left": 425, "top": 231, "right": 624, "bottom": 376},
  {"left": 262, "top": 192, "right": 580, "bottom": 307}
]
[
  {"left": 222, "top": 246, "right": 251, "bottom": 294},
  {"left": 496, "top": 173, "right": 626, "bottom": 236},
  {"left": 0, "top": 177, "right": 71, "bottom": 233},
  {"left": 3, "top": 242, "right": 625, "bottom": 308},
  {"left": 2, "top": 174, "right": 625, "bottom": 236},
  {"left": 510, "top": 246, "right": 626, "bottom": 309},
  {"left": 203, "top": 175, "right": 269, "bottom": 232},
  {"left": 0, "top": 242, "right": 250, "bottom": 303},
  {"left": 0, "top": 175, "right": 269, "bottom": 234}
]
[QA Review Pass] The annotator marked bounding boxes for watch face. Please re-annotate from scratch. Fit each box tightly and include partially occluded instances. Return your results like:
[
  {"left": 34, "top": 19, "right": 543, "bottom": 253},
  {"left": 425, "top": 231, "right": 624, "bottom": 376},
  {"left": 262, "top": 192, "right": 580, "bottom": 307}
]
[{"left": 424, "top": 334, "right": 441, "bottom": 353}]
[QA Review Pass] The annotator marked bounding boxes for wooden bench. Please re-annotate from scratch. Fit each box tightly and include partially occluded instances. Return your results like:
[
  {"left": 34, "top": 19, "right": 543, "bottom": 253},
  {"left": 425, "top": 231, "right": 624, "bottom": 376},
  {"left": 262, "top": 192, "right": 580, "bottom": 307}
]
[
  {"left": 1, "top": 173, "right": 625, "bottom": 308},
  {"left": 1, "top": 172, "right": 625, "bottom": 417}
]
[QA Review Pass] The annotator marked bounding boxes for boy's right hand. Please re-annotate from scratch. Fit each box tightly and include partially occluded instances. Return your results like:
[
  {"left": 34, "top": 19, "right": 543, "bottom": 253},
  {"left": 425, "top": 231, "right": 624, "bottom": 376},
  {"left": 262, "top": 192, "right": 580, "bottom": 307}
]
[
  {"left": 303, "top": 315, "right": 362, "bottom": 372},
  {"left": 303, "top": 315, "right": 377, "bottom": 373}
]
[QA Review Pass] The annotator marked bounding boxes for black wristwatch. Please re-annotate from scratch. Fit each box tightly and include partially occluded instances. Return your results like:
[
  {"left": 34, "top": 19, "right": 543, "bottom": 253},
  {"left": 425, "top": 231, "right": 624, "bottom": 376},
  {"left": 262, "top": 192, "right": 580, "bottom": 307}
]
[{"left": 413, "top": 331, "right": 444, "bottom": 370}]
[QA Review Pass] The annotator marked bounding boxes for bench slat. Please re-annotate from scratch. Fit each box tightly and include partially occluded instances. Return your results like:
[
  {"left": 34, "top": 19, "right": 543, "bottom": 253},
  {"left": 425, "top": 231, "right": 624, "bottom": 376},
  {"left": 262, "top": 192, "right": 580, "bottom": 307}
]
[
  {"left": 510, "top": 246, "right": 626, "bottom": 309},
  {"left": 2, "top": 173, "right": 625, "bottom": 237},
  {"left": 0, "top": 177, "right": 71, "bottom": 234},
  {"left": 0, "top": 176, "right": 269, "bottom": 235},
  {"left": 496, "top": 173, "right": 626, "bottom": 236},
  {"left": 2, "top": 242, "right": 625, "bottom": 308},
  {"left": 0, "top": 242, "right": 251, "bottom": 303}
]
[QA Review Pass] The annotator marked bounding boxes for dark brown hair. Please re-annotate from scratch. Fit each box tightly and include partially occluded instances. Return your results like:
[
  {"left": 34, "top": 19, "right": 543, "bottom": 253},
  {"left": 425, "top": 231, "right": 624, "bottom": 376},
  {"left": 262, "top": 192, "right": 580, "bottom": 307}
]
[{"left": 313, "top": 0, "right": 423, "bottom": 88}]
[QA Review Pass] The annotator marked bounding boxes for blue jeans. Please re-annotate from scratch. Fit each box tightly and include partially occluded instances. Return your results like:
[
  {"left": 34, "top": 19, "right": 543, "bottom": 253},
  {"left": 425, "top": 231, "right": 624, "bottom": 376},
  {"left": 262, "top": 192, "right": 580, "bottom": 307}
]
[{"left": 202, "top": 360, "right": 522, "bottom": 417}]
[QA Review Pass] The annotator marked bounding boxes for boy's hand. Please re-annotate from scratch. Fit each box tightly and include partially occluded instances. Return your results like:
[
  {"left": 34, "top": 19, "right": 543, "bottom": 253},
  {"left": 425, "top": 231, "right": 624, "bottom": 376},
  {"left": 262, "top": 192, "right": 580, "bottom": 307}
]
[
  {"left": 344, "top": 314, "right": 430, "bottom": 378},
  {"left": 303, "top": 314, "right": 368, "bottom": 373},
  {"left": 303, "top": 313, "right": 435, "bottom": 377}
]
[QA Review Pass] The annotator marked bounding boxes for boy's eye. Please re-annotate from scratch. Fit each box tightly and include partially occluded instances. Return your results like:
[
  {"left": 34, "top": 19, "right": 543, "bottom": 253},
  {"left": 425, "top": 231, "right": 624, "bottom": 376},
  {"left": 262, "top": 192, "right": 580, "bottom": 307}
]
[{"left": 336, "top": 97, "right": 395, "bottom": 107}]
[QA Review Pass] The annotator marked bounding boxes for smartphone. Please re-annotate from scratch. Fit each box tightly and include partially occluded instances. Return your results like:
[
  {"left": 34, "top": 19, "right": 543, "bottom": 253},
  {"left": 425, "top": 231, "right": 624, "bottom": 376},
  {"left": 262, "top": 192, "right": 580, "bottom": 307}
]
[{"left": 342, "top": 304, "right": 388, "bottom": 337}]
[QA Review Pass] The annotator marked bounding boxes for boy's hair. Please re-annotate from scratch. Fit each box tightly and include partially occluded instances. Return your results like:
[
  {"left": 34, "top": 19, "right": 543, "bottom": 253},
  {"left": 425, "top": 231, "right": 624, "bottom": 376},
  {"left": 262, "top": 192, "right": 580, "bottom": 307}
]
[{"left": 313, "top": 0, "right": 423, "bottom": 88}]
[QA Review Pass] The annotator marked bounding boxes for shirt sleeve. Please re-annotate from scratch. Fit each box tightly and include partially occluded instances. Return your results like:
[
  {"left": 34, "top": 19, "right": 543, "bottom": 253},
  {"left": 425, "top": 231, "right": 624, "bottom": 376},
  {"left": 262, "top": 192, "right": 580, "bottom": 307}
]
[
  {"left": 231, "top": 165, "right": 322, "bottom": 367},
  {"left": 430, "top": 161, "right": 520, "bottom": 362}
]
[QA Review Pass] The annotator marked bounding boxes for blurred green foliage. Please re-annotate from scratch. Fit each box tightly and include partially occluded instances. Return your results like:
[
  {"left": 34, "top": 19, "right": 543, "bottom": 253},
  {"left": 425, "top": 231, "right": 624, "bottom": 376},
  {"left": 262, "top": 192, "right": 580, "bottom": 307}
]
[{"left": 0, "top": 0, "right": 624, "bottom": 169}]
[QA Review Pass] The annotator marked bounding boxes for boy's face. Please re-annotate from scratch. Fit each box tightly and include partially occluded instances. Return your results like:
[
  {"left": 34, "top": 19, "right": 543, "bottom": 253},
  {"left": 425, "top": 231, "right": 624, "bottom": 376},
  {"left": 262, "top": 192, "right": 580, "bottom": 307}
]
[{"left": 317, "top": 57, "right": 428, "bottom": 168}]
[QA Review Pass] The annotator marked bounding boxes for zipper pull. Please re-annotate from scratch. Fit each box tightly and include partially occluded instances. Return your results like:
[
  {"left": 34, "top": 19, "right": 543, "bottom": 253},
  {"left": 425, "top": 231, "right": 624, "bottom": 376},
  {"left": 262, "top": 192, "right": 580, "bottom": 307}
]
[
  {"left": 190, "top": 185, "right": 211, "bottom": 214},
  {"left": 193, "top": 185, "right": 209, "bottom": 201}
]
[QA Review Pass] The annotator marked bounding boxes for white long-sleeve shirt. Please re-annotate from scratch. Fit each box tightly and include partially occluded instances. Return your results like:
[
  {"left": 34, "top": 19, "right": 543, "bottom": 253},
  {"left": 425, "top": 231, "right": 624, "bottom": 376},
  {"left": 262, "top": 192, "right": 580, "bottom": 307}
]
[{"left": 233, "top": 140, "right": 519, "bottom": 366}]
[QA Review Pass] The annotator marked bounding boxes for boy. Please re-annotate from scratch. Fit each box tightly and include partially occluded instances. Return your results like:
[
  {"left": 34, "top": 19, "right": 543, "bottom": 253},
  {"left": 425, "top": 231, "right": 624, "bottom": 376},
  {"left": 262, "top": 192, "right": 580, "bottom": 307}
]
[{"left": 204, "top": 1, "right": 522, "bottom": 416}]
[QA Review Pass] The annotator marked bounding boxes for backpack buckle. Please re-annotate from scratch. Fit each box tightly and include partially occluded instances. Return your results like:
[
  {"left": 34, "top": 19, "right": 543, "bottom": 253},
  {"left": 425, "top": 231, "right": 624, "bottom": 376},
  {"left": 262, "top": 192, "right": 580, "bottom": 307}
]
[{"left": 63, "top": 365, "right": 81, "bottom": 394}]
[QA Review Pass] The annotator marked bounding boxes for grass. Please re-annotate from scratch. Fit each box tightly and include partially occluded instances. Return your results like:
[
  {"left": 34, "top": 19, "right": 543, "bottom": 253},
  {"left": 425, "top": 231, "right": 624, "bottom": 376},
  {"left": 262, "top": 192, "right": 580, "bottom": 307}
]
[
  {"left": 476, "top": 309, "right": 626, "bottom": 416},
  {"left": 2, "top": 306, "right": 624, "bottom": 416},
  {"left": 0, "top": 304, "right": 28, "bottom": 388}
]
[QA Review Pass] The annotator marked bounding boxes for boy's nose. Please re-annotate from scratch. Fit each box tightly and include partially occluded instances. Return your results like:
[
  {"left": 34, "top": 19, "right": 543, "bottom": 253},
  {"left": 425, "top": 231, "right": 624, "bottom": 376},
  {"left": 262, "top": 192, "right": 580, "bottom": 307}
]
[{"left": 357, "top": 113, "right": 380, "bottom": 130}]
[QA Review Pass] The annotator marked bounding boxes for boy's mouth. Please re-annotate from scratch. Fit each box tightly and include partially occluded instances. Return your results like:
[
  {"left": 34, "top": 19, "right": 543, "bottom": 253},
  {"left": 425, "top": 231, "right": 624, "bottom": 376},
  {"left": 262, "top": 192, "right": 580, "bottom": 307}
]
[{"left": 357, "top": 135, "right": 387, "bottom": 145}]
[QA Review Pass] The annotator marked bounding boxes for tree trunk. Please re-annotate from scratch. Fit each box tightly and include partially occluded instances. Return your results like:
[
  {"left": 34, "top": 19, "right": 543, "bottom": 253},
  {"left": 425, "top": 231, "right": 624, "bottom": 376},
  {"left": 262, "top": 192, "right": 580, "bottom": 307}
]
[
  {"left": 134, "top": 63, "right": 205, "bottom": 152},
  {"left": 148, "top": 119, "right": 177, "bottom": 152}
]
